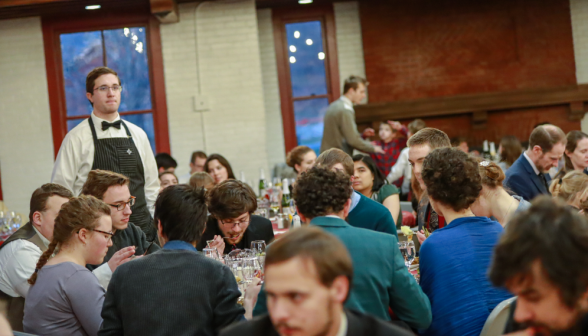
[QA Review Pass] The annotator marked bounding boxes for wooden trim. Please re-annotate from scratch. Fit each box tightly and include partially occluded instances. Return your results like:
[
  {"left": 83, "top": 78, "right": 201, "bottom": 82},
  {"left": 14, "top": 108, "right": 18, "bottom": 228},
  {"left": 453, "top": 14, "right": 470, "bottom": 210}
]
[
  {"left": 354, "top": 85, "right": 588, "bottom": 123},
  {"left": 42, "top": 12, "right": 170, "bottom": 156},
  {"left": 272, "top": 4, "right": 341, "bottom": 153}
]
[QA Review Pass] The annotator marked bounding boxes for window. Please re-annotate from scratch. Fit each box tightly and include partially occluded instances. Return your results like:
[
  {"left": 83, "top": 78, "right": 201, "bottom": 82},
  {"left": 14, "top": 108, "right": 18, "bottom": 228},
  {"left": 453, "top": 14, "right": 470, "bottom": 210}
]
[
  {"left": 273, "top": 6, "right": 340, "bottom": 153},
  {"left": 43, "top": 13, "right": 169, "bottom": 156}
]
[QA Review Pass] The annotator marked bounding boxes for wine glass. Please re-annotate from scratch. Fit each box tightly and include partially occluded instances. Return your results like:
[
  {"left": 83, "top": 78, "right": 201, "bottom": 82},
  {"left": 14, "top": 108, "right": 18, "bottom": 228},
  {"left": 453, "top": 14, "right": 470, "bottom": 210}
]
[
  {"left": 406, "top": 241, "right": 416, "bottom": 266},
  {"left": 251, "top": 240, "right": 266, "bottom": 269},
  {"left": 398, "top": 241, "right": 408, "bottom": 266}
]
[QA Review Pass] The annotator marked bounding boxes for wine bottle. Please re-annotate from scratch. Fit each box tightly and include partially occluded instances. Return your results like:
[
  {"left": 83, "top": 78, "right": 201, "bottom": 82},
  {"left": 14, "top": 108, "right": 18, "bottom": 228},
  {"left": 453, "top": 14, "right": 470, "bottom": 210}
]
[
  {"left": 258, "top": 168, "right": 267, "bottom": 198},
  {"left": 281, "top": 178, "right": 291, "bottom": 212}
]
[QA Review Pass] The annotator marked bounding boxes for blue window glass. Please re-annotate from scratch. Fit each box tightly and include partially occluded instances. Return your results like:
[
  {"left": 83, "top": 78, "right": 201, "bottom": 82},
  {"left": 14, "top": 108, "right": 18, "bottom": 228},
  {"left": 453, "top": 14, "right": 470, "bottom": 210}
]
[
  {"left": 293, "top": 98, "right": 329, "bottom": 154},
  {"left": 285, "top": 21, "right": 328, "bottom": 98},
  {"left": 60, "top": 31, "right": 103, "bottom": 117},
  {"left": 59, "top": 27, "right": 156, "bottom": 152},
  {"left": 104, "top": 28, "right": 152, "bottom": 112}
]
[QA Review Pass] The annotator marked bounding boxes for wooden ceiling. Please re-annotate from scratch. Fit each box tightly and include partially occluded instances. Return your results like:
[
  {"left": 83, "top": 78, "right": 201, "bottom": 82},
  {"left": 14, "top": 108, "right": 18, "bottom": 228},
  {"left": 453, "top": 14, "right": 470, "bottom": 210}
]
[{"left": 0, "top": 0, "right": 151, "bottom": 20}]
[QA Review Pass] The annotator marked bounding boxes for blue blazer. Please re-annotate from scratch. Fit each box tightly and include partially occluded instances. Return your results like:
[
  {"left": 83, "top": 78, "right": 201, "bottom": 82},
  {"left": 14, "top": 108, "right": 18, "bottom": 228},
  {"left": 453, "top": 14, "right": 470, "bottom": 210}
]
[{"left": 504, "top": 153, "right": 551, "bottom": 201}]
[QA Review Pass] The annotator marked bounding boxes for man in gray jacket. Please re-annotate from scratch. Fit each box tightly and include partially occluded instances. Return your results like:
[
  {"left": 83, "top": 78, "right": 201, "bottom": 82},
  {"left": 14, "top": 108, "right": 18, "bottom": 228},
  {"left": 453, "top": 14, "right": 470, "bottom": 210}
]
[{"left": 320, "top": 76, "right": 384, "bottom": 155}]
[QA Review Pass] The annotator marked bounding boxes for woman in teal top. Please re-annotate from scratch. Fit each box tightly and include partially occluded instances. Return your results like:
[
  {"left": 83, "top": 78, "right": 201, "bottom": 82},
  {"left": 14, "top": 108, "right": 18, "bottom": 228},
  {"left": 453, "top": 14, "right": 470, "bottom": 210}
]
[{"left": 352, "top": 154, "right": 402, "bottom": 227}]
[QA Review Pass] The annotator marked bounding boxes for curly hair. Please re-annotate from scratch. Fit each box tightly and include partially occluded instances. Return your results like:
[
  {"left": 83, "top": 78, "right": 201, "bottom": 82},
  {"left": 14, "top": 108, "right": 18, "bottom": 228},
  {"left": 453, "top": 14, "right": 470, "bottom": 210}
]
[
  {"left": 293, "top": 167, "right": 352, "bottom": 219},
  {"left": 422, "top": 147, "right": 482, "bottom": 212},
  {"left": 286, "top": 146, "right": 314, "bottom": 173},
  {"left": 28, "top": 195, "right": 110, "bottom": 285},
  {"left": 477, "top": 159, "right": 505, "bottom": 189}
]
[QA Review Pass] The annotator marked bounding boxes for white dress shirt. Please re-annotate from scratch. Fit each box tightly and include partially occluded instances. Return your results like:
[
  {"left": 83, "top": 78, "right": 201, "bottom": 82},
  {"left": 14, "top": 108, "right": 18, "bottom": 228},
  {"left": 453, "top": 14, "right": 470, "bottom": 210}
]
[
  {"left": 51, "top": 112, "right": 159, "bottom": 216},
  {"left": 386, "top": 147, "right": 411, "bottom": 194},
  {"left": 0, "top": 226, "right": 112, "bottom": 297},
  {"left": 335, "top": 312, "right": 348, "bottom": 336},
  {"left": 523, "top": 151, "right": 540, "bottom": 175}
]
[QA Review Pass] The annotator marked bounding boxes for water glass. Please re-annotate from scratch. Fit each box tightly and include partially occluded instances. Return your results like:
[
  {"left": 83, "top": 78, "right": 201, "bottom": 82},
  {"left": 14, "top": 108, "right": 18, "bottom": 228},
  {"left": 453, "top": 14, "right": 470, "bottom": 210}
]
[
  {"left": 203, "top": 248, "right": 221, "bottom": 261},
  {"left": 251, "top": 240, "right": 266, "bottom": 269},
  {"left": 398, "top": 241, "right": 408, "bottom": 266},
  {"left": 406, "top": 241, "right": 416, "bottom": 266}
]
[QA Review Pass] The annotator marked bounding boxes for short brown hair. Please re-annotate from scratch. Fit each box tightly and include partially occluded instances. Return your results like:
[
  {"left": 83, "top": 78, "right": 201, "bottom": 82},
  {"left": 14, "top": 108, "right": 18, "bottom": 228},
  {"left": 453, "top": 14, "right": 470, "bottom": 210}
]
[
  {"left": 489, "top": 196, "right": 588, "bottom": 307},
  {"left": 407, "top": 127, "right": 451, "bottom": 150},
  {"left": 86, "top": 67, "right": 120, "bottom": 95},
  {"left": 423, "top": 147, "right": 482, "bottom": 211},
  {"left": 207, "top": 179, "right": 257, "bottom": 220},
  {"left": 286, "top": 146, "right": 314, "bottom": 172},
  {"left": 314, "top": 148, "right": 354, "bottom": 176},
  {"left": 188, "top": 172, "right": 215, "bottom": 189},
  {"left": 81, "top": 170, "right": 129, "bottom": 200},
  {"left": 342, "top": 75, "right": 368, "bottom": 94},
  {"left": 408, "top": 119, "right": 426, "bottom": 135},
  {"left": 29, "top": 183, "right": 74, "bottom": 224},
  {"left": 477, "top": 159, "right": 505, "bottom": 189},
  {"left": 190, "top": 151, "right": 207, "bottom": 164},
  {"left": 529, "top": 124, "right": 566, "bottom": 153},
  {"left": 266, "top": 226, "right": 353, "bottom": 291}
]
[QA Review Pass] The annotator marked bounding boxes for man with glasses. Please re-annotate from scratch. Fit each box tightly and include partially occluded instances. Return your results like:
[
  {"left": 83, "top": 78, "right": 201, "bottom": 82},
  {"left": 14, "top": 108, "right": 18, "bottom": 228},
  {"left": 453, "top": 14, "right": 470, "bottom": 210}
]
[
  {"left": 81, "top": 169, "right": 158, "bottom": 282},
  {"left": 52, "top": 67, "right": 159, "bottom": 242},
  {"left": 197, "top": 180, "right": 274, "bottom": 255}
]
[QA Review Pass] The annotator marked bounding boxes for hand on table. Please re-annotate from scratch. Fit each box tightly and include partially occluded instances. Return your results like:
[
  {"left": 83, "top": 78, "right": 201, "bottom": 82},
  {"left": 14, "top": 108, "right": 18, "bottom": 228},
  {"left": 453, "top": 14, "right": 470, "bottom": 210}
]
[
  {"left": 209, "top": 235, "right": 226, "bottom": 257},
  {"left": 362, "top": 127, "right": 375, "bottom": 138},
  {"left": 108, "top": 246, "right": 136, "bottom": 272},
  {"left": 416, "top": 230, "right": 427, "bottom": 244}
]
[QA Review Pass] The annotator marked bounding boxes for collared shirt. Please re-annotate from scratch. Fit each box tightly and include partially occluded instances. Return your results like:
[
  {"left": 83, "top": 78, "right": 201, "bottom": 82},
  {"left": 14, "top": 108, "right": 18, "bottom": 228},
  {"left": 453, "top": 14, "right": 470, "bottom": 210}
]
[
  {"left": 51, "top": 112, "right": 159, "bottom": 216},
  {"left": 0, "top": 227, "right": 112, "bottom": 297},
  {"left": 523, "top": 151, "right": 540, "bottom": 175},
  {"left": 386, "top": 147, "right": 411, "bottom": 194},
  {"left": 163, "top": 240, "right": 198, "bottom": 252},
  {"left": 370, "top": 131, "right": 407, "bottom": 176},
  {"left": 340, "top": 96, "right": 354, "bottom": 112},
  {"left": 335, "top": 312, "right": 348, "bottom": 336},
  {"left": 349, "top": 191, "right": 361, "bottom": 212}
]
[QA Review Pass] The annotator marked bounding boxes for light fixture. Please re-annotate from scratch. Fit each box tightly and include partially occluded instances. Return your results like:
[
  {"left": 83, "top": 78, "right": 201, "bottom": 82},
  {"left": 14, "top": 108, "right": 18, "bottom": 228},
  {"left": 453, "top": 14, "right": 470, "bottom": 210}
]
[
  {"left": 294, "top": 31, "right": 300, "bottom": 39},
  {"left": 299, "top": 0, "right": 313, "bottom": 3},
  {"left": 318, "top": 52, "right": 325, "bottom": 60},
  {"left": 289, "top": 45, "right": 297, "bottom": 52},
  {"left": 306, "top": 39, "right": 313, "bottom": 45},
  {"left": 289, "top": 56, "right": 296, "bottom": 63},
  {"left": 85, "top": 4, "right": 101, "bottom": 10}
]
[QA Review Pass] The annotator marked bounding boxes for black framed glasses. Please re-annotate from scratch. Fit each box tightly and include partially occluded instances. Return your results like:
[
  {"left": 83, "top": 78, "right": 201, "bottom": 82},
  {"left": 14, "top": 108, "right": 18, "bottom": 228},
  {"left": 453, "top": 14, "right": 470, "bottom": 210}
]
[
  {"left": 92, "top": 228, "right": 114, "bottom": 241},
  {"left": 107, "top": 196, "right": 136, "bottom": 211},
  {"left": 220, "top": 216, "right": 250, "bottom": 229}
]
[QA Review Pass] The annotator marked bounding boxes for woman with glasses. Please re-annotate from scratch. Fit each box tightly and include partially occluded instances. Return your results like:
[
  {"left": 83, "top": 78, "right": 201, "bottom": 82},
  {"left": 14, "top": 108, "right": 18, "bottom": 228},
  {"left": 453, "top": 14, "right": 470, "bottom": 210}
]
[{"left": 24, "top": 195, "right": 113, "bottom": 336}]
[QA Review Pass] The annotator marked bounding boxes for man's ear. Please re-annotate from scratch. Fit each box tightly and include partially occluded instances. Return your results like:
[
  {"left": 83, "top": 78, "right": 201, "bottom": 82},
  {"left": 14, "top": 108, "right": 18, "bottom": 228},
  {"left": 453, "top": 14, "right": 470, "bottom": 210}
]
[
  {"left": 532, "top": 145, "right": 543, "bottom": 156},
  {"left": 342, "top": 198, "right": 352, "bottom": 218},
  {"left": 32, "top": 211, "right": 43, "bottom": 226},
  {"left": 330, "top": 275, "right": 350, "bottom": 304},
  {"left": 296, "top": 207, "right": 309, "bottom": 224},
  {"left": 86, "top": 92, "right": 93, "bottom": 104}
]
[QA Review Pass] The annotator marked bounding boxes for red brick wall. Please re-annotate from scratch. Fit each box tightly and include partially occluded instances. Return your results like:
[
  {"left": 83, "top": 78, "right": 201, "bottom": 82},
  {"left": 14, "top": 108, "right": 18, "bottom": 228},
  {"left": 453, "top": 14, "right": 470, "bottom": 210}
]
[{"left": 359, "top": 0, "right": 581, "bottom": 142}]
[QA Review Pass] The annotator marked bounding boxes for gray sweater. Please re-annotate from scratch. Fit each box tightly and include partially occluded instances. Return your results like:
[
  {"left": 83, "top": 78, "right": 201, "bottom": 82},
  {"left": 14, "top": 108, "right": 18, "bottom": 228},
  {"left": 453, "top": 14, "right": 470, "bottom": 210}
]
[{"left": 99, "top": 249, "right": 245, "bottom": 336}]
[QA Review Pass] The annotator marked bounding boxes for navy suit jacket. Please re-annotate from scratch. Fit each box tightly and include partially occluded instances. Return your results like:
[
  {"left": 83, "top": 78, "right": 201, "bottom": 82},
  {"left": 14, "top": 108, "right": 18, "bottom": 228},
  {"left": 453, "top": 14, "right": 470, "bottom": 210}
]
[{"left": 504, "top": 153, "right": 552, "bottom": 201}]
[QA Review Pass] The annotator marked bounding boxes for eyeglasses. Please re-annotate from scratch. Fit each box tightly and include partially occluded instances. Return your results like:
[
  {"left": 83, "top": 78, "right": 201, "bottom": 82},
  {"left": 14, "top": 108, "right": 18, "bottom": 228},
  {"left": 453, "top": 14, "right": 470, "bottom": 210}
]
[
  {"left": 94, "top": 85, "right": 123, "bottom": 93},
  {"left": 91, "top": 228, "right": 114, "bottom": 241},
  {"left": 107, "top": 196, "right": 136, "bottom": 211},
  {"left": 220, "top": 217, "right": 250, "bottom": 229}
]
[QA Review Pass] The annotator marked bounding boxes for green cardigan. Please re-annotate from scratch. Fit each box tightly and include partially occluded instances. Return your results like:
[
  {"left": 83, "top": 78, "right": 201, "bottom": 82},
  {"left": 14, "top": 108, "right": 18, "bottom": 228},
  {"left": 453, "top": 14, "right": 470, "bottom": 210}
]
[
  {"left": 348, "top": 191, "right": 398, "bottom": 239},
  {"left": 252, "top": 216, "right": 432, "bottom": 330}
]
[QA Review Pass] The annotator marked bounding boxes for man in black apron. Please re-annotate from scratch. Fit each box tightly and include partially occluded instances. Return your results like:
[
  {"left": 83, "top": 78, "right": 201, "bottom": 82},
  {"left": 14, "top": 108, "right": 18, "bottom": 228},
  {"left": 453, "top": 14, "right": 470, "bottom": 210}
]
[{"left": 52, "top": 67, "right": 159, "bottom": 242}]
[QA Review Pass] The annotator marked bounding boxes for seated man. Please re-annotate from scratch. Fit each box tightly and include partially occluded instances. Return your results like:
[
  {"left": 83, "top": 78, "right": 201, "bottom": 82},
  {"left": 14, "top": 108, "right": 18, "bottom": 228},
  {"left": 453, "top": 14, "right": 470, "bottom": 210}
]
[
  {"left": 197, "top": 180, "right": 274, "bottom": 254},
  {"left": 81, "top": 170, "right": 159, "bottom": 275},
  {"left": 315, "top": 148, "right": 397, "bottom": 238},
  {"left": 254, "top": 167, "right": 431, "bottom": 330},
  {"left": 490, "top": 196, "right": 588, "bottom": 335},
  {"left": 0, "top": 183, "right": 128, "bottom": 331},
  {"left": 222, "top": 227, "right": 415, "bottom": 336},
  {"left": 100, "top": 185, "right": 255, "bottom": 336}
]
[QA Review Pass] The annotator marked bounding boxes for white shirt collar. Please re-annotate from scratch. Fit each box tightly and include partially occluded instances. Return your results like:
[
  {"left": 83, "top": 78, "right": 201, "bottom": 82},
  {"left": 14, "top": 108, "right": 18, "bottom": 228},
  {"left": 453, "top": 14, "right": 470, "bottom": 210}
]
[
  {"left": 90, "top": 111, "right": 121, "bottom": 127},
  {"left": 32, "top": 225, "right": 50, "bottom": 249},
  {"left": 335, "top": 311, "right": 348, "bottom": 336},
  {"left": 340, "top": 96, "right": 353, "bottom": 107},
  {"left": 523, "top": 151, "right": 540, "bottom": 175}
]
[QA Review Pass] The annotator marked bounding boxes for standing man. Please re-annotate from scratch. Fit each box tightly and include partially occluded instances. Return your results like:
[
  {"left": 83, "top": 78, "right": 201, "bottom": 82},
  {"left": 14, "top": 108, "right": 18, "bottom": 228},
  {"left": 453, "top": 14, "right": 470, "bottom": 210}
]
[
  {"left": 320, "top": 76, "right": 384, "bottom": 155},
  {"left": 504, "top": 124, "right": 566, "bottom": 201},
  {"left": 179, "top": 151, "right": 207, "bottom": 184},
  {"left": 52, "top": 67, "right": 159, "bottom": 242}
]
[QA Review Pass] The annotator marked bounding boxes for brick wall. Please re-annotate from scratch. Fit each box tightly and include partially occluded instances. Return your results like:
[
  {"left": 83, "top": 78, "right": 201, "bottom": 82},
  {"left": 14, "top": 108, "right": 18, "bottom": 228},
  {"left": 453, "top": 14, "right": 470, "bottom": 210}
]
[
  {"left": 161, "top": 0, "right": 269, "bottom": 188},
  {"left": 569, "top": 0, "right": 588, "bottom": 132},
  {"left": 257, "top": 8, "right": 286, "bottom": 174},
  {"left": 359, "top": 0, "right": 580, "bottom": 144},
  {"left": 0, "top": 17, "right": 54, "bottom": 214}
]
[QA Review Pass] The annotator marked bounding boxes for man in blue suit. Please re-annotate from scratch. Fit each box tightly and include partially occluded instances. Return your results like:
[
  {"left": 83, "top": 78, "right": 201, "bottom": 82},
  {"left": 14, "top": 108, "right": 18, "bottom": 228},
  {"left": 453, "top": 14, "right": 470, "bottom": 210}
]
[
  {"left": 504, "top": 125, "right": 566, "bottom": 201},
  {"left": 253, "top": 167, "right": 431, "bottom": 330}
]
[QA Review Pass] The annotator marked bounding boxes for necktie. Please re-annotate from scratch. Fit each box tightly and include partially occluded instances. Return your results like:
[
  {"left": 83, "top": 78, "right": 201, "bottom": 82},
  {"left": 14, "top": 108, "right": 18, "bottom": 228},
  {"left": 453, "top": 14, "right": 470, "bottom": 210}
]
[
  {"left": 102, "top": 120, "right": 122, "bottom": 131},
  {"left": 538, "top": 173, "right": 549, "bottom": 192}
]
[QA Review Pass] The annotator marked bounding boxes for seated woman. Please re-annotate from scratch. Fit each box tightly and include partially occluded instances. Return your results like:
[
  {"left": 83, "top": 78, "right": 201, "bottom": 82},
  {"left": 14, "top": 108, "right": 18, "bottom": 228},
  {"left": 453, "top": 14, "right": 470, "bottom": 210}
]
[
  {"left": 497, "top": 135, "right": 522, "bottom": 172},
  {"left": 470, "top": 160, "right": 531, "bottom": 227},
  {"left": 188, "top": 171, "right": 215, "bottom": 190},
  {"left": 352, "top": 154, "right": 402, "bottom": 227},
  {"left": 159, "top": 171, "right": 178, "bottom": 193},
  {"left": 205, "top": 154, "right": 236, "bottom": 185},
  {"left": 551, "top": 131, "right": 588, "bottom": 185},
  {"left": 24, "top": 195, "right": 112, "bottom": 336},
  {"left": 419, "top": 147, "right": 512, "bottom": 336},
  {"left": 551, "top": 170, "right": 588, "bottom": 212},
  {"left": 286, "top": 145, "right": 316, "bottom": 176}
]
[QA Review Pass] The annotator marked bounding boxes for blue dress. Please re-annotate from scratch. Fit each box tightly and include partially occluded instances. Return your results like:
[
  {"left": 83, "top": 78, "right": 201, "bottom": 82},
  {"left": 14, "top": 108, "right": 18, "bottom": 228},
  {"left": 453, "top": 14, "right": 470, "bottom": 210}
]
[{"left": 418, "top": 216, "right": 513, "bottom": 336}]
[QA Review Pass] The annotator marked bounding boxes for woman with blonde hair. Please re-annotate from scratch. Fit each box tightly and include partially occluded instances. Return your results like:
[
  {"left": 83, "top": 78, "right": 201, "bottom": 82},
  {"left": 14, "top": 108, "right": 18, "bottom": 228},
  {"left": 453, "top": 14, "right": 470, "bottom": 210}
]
[
  {"left": 551, "top": 170, "right": 588, "bottom": 212},
  {"left": 24, "top": 195, "right": 113, "bottom": 336},
  {"left": 470, "top": 159, "right": 531, "bottom": 227},
  {"left": 188, "top": 171, "right": 215, "bottom": 190}
]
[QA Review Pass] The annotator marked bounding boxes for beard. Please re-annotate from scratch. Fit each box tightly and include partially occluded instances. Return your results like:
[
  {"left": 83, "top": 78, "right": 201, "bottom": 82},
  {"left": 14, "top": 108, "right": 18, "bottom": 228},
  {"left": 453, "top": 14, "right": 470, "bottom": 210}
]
[
  {"left": 523, "top": 311, "right": 588, "bottom": 336},
  {"left": 274, "top": 299, "right": 336, "bottom": 336}
]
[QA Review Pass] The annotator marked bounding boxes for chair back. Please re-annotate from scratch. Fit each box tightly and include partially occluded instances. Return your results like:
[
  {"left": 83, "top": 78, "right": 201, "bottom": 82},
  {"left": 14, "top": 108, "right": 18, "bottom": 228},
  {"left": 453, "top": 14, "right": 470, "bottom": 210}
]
[{"left": 480, "top": 297, "right": 517, "bottom": 336}]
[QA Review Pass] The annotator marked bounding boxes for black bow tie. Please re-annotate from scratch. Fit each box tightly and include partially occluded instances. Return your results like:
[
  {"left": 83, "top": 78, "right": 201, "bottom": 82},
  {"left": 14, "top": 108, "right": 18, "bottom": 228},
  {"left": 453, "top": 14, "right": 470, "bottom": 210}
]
[{"left": 102, "top": 120, "right": 122, "bottom": 131}]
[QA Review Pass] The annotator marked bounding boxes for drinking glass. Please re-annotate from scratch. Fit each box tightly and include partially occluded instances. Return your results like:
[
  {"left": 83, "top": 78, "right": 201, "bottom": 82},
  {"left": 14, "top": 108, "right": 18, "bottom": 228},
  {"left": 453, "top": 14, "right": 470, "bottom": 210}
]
[
  {"left": 203, "top": 248, "right": 221, "bottom": 261},
  {"left": 406, "top": 241, "right": 416, "bottom": 266},
  {"left": 241, "top": 257, "right": 257, "bottom": 282},
  {"left": 398, "top": 241, "right": 408, "bottom": 266},
  {"left": 251, "top": 240, "right": 266, "bottom": 269}
]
